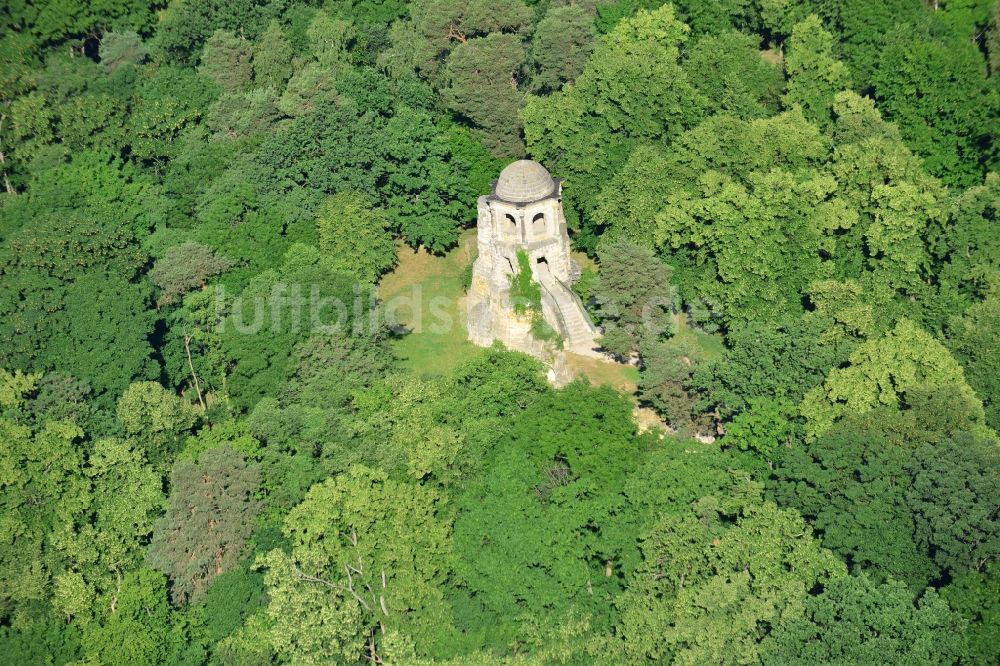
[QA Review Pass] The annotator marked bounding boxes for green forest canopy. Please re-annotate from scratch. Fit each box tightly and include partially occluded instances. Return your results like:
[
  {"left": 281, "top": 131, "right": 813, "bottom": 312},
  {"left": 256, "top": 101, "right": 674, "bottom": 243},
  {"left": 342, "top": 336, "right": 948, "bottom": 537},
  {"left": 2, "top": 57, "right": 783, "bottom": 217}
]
[{"left": 0, "top": 0, "right": 998, "bottom": 664}]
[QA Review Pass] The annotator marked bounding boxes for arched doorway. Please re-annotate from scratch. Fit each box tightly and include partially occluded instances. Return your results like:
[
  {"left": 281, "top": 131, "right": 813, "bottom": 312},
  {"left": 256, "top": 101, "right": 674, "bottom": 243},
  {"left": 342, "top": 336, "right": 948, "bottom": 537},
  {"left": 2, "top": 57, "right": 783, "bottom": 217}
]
[{"left": 535, "top": 255, "right": 551, "bottom": 280}]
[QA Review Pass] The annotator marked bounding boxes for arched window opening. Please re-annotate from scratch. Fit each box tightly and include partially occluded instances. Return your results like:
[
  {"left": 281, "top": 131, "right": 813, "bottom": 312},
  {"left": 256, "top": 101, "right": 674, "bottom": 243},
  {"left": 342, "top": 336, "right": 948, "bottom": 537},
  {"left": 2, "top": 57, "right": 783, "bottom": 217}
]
[
  {"left": 531, "top": 212, "right": 545, "bottom": 236},
  {"left": 504, "top": 213, "right": 518, "bottom": 238}
]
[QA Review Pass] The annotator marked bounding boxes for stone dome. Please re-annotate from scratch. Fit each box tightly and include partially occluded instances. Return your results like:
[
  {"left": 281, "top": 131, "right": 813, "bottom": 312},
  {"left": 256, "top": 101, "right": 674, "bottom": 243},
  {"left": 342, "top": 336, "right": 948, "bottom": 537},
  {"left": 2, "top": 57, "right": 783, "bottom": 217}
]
[{"left": 494, "top": 160, "right": 556, "bottom": 203}]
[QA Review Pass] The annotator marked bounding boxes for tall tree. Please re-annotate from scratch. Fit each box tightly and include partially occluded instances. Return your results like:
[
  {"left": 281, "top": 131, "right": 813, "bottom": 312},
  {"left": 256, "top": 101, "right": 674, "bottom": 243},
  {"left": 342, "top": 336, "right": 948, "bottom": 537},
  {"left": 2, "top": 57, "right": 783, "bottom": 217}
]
[
  {"left": 0, "top": 156, "right": 162, "bottom": 399},
  {"left": 116, "top": 381, "right": 198, "bottom": 463},
  {"left": 592, "top": 240, "right": 675, "bottom": 359},
  {"left": 151, "top": 241, "right": 233, "bottom": 306},
  {"left": 454, "top": 383, "right": 641, "bottom": 631},
  {"left": 442, "top": 32, "right": 526, "bottom": 156},
  {"left": 315, "top": 191, "right": 396, "bottom": 283},
  {"left": 782, "top": 15, "right": 851, "bottom": 128},
  {"left": 252, "top": 21, "right": 294, "bottom": 88},
  {"left": 800, "top": 318, "right": 984, "bottom": 439},
  {"left": 198, "top": 30, "right": 254, "bottom": 91},
  {"left": 79, "top": 569, "right": 180, "bottom": 666},
  {"left": 148, "top": 446, "right": 261, "bottom": 605},
  {"left": 527, "top": 4, "right": 596, "bottom": 94},
  {"left": 0, "top": 392, "right": 88, "bottom": 616},
  {"left": 769, "top": 414, "right": 937, "bottom": 588},
  {"left": 259, "top": 465, "right": 454, "bottom": 662}
]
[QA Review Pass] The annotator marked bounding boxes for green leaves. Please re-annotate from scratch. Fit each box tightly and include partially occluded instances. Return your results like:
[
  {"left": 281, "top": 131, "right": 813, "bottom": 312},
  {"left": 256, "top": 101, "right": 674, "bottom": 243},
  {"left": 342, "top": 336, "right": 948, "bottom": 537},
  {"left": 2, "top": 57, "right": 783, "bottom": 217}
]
[
  {"left": 619, "top": 499, "right": 845, "bottom": 664},
  {"left": 783, "top": 15, "right": 851, "bottom": 127},
  {"left": 870, "top": 21, "right": 998, "bottom": 186},
  {"left": 801, "top": 319, "right": 984, "bottom": 439},
  {"left": 455, "top": 383, "right": 640, "bottom": 630},
  {"left": 908, "top": 432, "right": 1000, "bottom": 577},
  {"left": 151, "top": 241, "right": 232, "bottom": 305},
  {"left": 523, "top": 4, "right": 705, "bottom": 219},
  {"left": 260, "top": 465, "right": 454, "bottom": 661},
  {"left": 442, "top": 32, "right": 526, "bottom": 156},
  {"left": 315, "top": 191, "right": 396, "bottom": 284},
  {"left": 592, "top": 240, "right": 675, "bottom": 359},
  {"left": 198, "top": 30, "right": 254, "bottom": 91},
  {"left": 762, "top": 575, "right": 969, "bottom": 664}
]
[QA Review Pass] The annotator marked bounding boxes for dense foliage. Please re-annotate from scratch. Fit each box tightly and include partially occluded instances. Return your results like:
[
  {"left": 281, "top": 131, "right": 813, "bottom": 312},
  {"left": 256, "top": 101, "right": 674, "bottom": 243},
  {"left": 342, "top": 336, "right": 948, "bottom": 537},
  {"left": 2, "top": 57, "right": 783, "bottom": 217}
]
[{"left": 1, "top": 0, "right": 998, "bottom": 664}]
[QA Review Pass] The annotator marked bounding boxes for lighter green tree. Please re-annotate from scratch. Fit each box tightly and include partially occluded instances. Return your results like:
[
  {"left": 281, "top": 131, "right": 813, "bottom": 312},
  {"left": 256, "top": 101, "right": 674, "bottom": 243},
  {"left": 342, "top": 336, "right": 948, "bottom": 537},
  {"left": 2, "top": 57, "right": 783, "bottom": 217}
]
[
  {"left": 783, "top": 15, "right": 851, "bottom": 127},
  {"left": 259, "top": 466, "right": 454, "bottom": 663},
  {"left": 253, "top": 21, "right": 293, "bottom": 88},
  {"left": 802, "top": 318, "right": 985, "bottom": 439},
  {"left": 199, "top": 30, "right": 254, "bottom": 91},
  {"left": 51, "top": 437, "right": 164, "bottom": 622},
  {"left": 619, "top": 501, "right": 846, "bottom": 664},
  {"left": 315, "top": 191, "right": 397, "bottom": 284}
]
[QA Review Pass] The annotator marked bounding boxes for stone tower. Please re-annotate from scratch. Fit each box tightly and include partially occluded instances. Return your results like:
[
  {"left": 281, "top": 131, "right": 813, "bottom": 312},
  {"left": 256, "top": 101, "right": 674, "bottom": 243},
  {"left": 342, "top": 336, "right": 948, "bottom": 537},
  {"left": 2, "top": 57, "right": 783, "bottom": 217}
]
[{"left": 466, "top": 160, "right": 600, "bottom": 357}]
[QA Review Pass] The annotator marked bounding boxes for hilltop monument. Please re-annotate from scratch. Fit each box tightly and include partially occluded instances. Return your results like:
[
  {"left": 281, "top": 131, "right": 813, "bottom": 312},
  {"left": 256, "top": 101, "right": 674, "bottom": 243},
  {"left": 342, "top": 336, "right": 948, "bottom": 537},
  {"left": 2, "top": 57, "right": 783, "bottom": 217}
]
[{"left": 466, "top": 160, "right": 601, "bottom": 360}]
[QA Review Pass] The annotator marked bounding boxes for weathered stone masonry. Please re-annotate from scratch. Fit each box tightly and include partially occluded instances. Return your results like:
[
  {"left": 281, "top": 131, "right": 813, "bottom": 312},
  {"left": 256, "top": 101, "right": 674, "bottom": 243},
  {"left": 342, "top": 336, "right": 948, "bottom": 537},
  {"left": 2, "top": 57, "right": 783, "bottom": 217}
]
[{"left": 466, "top": 160, "right": 601, "bottom": 361}]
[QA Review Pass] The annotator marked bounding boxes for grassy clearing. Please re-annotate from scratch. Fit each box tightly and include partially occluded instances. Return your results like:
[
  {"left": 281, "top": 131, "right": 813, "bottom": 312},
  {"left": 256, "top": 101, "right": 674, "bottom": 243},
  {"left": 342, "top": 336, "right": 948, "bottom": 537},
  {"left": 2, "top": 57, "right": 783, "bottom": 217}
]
[
  {"left": 564, "top": 352, "right": 640, "bottom": 394},
  {"left": 674, "top": 316, "right": 726, "bottom": 361},
  {"left": 378, "top": 229, "right": 482, "bottom": 376}
]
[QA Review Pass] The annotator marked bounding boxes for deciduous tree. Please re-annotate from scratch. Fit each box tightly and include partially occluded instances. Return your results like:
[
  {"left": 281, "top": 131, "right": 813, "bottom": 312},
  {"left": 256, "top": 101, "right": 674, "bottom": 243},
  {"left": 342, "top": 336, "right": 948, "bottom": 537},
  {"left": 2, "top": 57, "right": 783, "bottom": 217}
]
[{"left": 259, "top": 465, "right": 454, "bottom": 662}]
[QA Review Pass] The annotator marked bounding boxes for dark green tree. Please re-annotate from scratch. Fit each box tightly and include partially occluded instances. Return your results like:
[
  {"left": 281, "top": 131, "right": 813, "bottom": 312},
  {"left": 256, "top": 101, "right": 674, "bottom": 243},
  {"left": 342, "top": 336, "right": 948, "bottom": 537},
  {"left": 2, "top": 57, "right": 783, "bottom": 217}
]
[
  {"left": 527, "top": 4, "right": 596, "bottom": 94},
  {"left": 871, "top": 20, "right": 997, "bottom": 186},
  {"left": 454, "top": 383, "right": 640, "bottom": 632},
  {"left": 691, "top": 313, "right": 852, "bottom": 418},
  {"left": 762, "top": 575, "right": 968, "bottom": 664},
  {"left": 592, "top": 240, "right": 675, "bottom": 359},
  {"left": 0, "top": 155, "right": 162, "bottom": 399},
  {"left": 769, "top": 410, "right": 944, "bottom": 588},
  {"left": 908, "top": 432, "right": 1000, "bottom": 578},
  {"left": 443, "top": 32, "right": 526, "bottom": 156}
]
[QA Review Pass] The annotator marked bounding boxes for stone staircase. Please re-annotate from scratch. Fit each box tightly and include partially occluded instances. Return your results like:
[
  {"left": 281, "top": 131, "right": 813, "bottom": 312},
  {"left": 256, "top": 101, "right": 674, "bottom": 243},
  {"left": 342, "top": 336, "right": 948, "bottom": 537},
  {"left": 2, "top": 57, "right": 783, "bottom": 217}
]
[{"left": 539, "top": 276, "right": 601, "bottom": 355}]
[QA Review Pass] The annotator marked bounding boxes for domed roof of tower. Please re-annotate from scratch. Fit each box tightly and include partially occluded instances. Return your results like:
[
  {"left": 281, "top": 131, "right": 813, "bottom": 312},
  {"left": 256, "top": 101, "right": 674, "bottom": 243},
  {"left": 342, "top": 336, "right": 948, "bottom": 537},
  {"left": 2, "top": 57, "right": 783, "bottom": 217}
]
[{"left": 494, "top": 160, "right": 556, "bottom": 203}]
